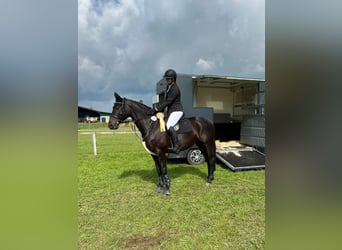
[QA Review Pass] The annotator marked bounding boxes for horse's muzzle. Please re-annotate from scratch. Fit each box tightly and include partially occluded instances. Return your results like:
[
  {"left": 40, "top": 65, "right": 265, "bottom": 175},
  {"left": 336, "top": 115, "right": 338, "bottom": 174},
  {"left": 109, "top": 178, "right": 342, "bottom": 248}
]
[{"left": 108, "top": 122, "right": 119, "bottom": 130}]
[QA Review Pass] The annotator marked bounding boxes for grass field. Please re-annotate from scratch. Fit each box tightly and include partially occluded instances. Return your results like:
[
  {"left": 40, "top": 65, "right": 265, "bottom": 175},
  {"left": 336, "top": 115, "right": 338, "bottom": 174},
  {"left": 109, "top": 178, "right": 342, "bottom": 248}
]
[{"left": 78, "top": 127, "right": 265, "bottom": 249}]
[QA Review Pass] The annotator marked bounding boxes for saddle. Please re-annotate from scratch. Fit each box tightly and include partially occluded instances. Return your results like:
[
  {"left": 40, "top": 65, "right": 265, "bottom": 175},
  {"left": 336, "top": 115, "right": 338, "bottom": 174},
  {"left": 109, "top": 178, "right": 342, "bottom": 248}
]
[{"left": 156, "top": 112, "right": 192, "bottom": 134}]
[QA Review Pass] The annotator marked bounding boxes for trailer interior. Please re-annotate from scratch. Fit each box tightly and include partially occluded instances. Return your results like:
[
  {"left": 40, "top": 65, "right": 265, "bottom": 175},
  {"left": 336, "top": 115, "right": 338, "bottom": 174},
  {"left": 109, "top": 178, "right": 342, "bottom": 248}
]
[{"left": 155, "top": 74, "right": 265, "bottom": 171}]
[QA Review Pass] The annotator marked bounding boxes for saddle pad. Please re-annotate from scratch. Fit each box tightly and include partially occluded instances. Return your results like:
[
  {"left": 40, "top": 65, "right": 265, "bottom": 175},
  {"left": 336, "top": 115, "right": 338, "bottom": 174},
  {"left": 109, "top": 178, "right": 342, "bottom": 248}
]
[{"left": 174, "top": 118, "right": 192, "bottom": 134}]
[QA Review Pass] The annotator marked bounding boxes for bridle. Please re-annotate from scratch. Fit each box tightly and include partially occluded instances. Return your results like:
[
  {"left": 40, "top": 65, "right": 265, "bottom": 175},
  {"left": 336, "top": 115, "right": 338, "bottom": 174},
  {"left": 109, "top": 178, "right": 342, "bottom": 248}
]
[
  {"left": 110, "top": 97, "right": 155, "bottom": 141},
  {"left": 110, "top": 98, "right": 126, "bottom": 123}
]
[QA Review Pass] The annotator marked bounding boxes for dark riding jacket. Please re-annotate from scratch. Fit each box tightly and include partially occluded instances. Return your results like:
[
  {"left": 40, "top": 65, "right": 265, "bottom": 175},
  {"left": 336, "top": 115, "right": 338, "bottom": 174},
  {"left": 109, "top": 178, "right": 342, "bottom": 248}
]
[{"left": 156, "top": 82, "right": 183, "bottom": 116}]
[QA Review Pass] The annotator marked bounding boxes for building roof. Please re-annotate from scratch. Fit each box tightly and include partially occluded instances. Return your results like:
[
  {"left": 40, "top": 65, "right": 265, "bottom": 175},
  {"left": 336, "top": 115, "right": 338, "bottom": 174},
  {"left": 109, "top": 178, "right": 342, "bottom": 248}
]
[{"left": 78, "top": 106, "right": 111, "bottom": 118}]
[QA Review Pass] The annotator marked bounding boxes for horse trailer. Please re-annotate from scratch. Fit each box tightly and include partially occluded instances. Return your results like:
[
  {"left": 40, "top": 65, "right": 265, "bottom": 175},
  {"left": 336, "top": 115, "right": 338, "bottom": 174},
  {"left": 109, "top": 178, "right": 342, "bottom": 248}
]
[{"left": 153, "top": 74, "right": 265, "bottom": 171}]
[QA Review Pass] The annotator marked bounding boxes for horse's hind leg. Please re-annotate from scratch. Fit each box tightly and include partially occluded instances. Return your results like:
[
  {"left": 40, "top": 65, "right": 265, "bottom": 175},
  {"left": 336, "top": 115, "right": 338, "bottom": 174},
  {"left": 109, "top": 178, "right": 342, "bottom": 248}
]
[
  {"left": 197, "top": 142, "right": 216, "bottom": 184},
  {"left": 207, "top": 141, "right": 216, "bottom": 184},
  {"left": 206, "top": 153, "right": 216, "bottom": 184}
]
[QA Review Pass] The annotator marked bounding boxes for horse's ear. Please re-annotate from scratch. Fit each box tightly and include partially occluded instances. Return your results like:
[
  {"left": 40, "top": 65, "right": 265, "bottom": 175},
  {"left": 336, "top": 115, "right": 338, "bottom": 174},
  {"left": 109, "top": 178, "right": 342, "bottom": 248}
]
[{"left": 114, "top": 92, "right": 122, "bottom": 102}]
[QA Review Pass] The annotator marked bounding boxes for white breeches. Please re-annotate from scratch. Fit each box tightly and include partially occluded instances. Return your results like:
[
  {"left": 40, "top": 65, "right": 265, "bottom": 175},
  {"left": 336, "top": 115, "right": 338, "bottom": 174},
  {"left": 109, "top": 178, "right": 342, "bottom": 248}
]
[{"left": 166, "top": 111, "right": 183, "bottom": 129}]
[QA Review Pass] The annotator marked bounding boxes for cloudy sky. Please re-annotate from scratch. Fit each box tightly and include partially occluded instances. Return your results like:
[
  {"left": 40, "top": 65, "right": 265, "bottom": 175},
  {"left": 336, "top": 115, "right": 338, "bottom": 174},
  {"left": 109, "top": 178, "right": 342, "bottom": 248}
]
[{"left": 78, "top": 0, "right": 264, "bottom": 112}]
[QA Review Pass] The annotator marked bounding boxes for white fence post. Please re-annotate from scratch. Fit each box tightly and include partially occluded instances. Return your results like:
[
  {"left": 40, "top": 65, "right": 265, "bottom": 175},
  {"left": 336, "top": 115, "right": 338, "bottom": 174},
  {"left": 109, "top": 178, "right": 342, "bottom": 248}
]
[{"left": 92, "top": 132, "right": 97, "bottom": 155}]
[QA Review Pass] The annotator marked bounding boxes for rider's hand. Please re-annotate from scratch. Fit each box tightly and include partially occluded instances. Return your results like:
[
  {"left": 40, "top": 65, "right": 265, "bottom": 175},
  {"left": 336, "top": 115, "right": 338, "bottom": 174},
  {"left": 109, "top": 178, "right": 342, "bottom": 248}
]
[{"left": 155, "top": 103, "right": 162, "bottom": 111}]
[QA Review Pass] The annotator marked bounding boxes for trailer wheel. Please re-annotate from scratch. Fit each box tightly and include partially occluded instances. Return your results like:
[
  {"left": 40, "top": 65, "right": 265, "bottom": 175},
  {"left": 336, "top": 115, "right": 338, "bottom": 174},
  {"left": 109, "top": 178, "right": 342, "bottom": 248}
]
[{"left": 187, "top": 149, "right": 205, "bottom": 165}]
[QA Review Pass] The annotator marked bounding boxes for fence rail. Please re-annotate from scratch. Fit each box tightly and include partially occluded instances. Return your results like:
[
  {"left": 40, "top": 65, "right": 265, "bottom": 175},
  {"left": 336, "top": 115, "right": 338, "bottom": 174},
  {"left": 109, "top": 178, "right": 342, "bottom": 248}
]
[{"left": 78, "top": 128, "right": 138, "bottom": 155}]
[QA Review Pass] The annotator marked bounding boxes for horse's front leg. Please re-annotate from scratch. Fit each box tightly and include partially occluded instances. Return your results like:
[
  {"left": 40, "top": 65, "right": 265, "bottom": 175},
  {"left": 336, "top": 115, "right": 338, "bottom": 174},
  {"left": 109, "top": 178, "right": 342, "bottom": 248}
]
[
  {"left": 152, "top": 155, "right": 164, "bottom": 193},
  {"left": 158, "top": 154, "right": 171, "bottom": 196}
]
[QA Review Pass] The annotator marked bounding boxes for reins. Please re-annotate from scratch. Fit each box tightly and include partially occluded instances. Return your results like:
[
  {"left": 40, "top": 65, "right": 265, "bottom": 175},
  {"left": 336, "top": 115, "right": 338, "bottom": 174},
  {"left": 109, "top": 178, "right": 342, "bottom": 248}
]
[
  {"left": 130, "top": 122, "right": 142, "bottom": 142},
  {"left": 130, "top": 117, "right": 154, "bottom": 142}
]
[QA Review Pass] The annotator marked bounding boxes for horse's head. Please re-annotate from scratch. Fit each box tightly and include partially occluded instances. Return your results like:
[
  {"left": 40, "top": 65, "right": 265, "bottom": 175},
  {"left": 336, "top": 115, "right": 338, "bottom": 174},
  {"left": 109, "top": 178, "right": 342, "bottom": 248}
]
[{"left": 108, "top": 92, "right": 129, "bottom": 130}]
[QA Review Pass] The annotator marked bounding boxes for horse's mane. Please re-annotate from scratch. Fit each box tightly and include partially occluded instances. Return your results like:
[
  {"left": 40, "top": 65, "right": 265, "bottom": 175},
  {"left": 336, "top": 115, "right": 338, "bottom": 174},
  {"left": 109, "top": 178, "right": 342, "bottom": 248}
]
[{"left": 126, "top": 98, "right": 153, "bottom": 112}]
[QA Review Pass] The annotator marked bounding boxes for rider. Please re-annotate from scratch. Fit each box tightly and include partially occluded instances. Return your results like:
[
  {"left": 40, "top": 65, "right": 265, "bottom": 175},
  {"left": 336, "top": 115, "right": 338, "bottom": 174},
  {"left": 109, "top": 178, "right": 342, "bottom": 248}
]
[{"left": 155, "top": 69, "right": 184, "bottom": 153}]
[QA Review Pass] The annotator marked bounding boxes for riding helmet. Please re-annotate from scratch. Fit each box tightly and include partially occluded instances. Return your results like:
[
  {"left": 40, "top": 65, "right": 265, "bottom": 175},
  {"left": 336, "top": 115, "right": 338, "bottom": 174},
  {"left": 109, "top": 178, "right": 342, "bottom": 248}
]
[{"left": 163, "top": 69, "right": 177, "bottom": 80}]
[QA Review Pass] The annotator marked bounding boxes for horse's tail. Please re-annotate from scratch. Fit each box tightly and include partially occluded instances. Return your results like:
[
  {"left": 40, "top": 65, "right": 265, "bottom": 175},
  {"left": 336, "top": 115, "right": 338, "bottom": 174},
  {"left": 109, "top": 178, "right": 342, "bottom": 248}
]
[{"left": 194, "top": 116, "right": 216, "bottom": 173}]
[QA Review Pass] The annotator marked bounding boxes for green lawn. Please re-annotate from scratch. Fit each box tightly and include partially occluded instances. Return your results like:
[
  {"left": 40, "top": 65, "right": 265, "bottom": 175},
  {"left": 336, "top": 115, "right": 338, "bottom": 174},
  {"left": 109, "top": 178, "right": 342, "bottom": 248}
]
[{"left": 78, "top": 129, "right": 265, "bottom": 249}]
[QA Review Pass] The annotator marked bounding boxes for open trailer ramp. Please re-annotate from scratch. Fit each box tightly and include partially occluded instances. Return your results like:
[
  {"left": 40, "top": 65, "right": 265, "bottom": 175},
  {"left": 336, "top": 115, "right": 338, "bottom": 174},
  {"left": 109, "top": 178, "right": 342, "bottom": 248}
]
[{"left": 215, "top": 141, "right": 265, "bottom": 171}]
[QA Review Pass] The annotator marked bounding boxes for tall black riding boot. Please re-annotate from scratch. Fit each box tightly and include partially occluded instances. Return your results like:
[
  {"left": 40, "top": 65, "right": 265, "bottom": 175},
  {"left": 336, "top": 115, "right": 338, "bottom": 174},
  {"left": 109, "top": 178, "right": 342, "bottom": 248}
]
[{"left": 168, "top": 126, "right": 180, "bottom": 153}]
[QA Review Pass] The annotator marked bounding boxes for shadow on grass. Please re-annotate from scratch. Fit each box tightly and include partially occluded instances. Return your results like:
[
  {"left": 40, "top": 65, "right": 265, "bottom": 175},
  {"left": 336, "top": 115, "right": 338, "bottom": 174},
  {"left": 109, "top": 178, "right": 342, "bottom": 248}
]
[{"left": 119, "top": 160, "right": 207, "bottom": 184}]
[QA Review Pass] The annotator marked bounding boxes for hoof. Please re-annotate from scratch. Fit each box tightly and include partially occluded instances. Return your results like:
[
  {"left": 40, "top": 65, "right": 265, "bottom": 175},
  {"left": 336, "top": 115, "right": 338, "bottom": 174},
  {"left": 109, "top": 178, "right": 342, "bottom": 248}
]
[
  {"left": 163, "top": 189, "right": 171, "bottom": 196},
  {"left": 205, "top": 182, "right": 211, "bottom": 187},
  {"left": 155, "top": 186, "right": 163, "bottom": 193}
]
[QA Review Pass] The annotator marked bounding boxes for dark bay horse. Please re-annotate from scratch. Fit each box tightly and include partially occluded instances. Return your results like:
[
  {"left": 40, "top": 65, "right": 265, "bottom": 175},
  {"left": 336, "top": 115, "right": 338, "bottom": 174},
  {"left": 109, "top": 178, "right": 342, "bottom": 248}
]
[{"left": 108, "top": 92, "right": 216, "bottom": 195}]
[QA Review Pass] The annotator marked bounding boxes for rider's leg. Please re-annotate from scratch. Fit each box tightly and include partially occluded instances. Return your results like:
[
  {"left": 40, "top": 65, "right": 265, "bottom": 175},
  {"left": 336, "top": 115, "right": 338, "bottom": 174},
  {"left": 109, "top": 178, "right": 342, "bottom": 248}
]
[
  {"left": 168, "top": 126, "right": 180, "bottom": 153},
  {"left": 166, "top": 111, "right": 183, "bottom": 153}
]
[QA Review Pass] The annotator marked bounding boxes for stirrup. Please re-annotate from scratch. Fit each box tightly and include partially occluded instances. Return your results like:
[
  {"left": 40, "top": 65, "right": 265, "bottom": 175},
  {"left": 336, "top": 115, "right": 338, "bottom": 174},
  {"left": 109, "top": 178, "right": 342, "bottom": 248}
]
[{"left": 168, "top": 146, "right": 180, "bottom": 154}]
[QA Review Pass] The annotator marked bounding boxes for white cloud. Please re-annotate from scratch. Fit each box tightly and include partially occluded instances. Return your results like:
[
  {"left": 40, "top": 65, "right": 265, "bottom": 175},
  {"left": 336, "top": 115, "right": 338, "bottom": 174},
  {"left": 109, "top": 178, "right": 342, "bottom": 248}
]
[
  {"left": 78, "top": 0, "right": 265, "bottom": 110},
  {"left": 196, "top": 58, "right": 215, "bottom": 71},
  {"left": 195, "top": 54, "right": 225, "bottom": 72},
  {"left": 78, "top": 56, "right": 103, "bottom": 77},
  {"left": 78, "top": 56, "right": 105, "bottom": 92},
  {"left": 255, "top": 63, "right": 265, "bottom": 73}
]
